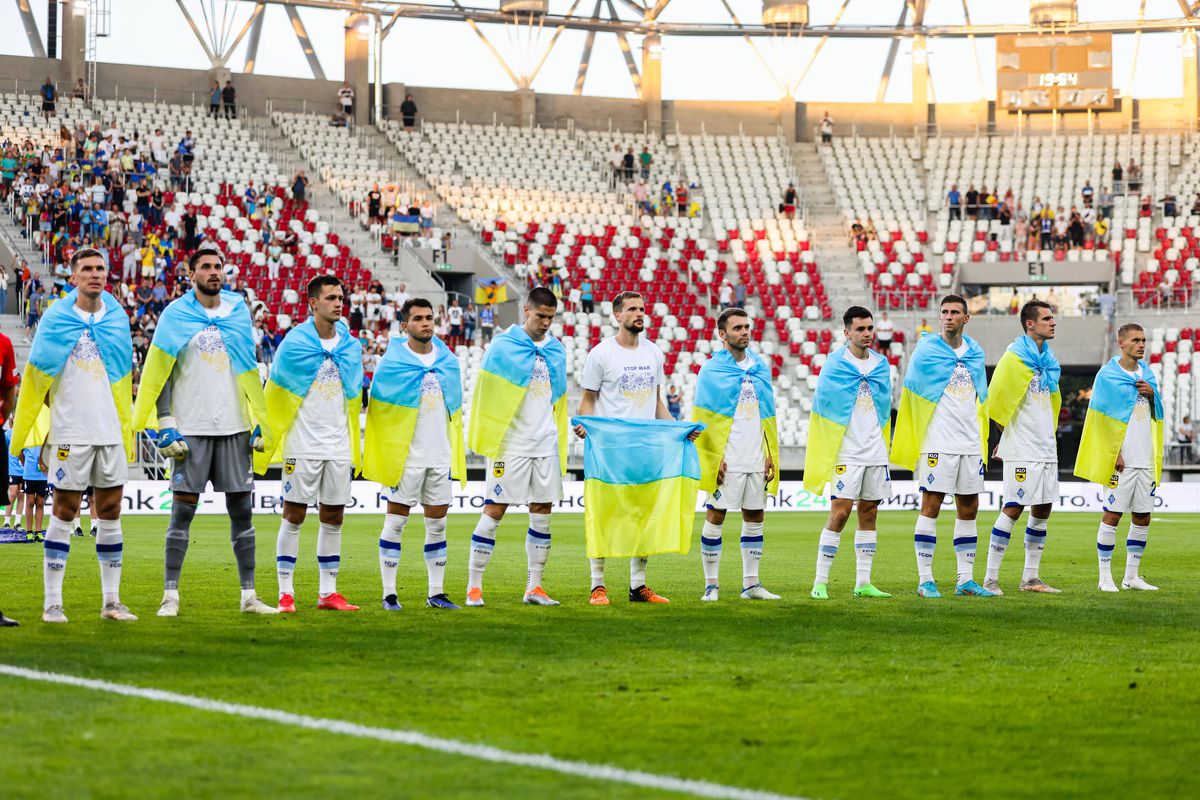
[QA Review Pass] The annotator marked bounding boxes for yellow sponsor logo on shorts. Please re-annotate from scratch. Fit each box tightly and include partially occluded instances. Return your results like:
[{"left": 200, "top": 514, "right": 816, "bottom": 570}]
[
  {"left": 492, "top": 461, "right": 505, "bottom": 478},
  {"left": 834, "top": 465, "right": 846, "bottom": 475},
  {"left": 56, "top": 445, "right": 70, "bottom": 461},
  {"left": 1015, "top": 467, "right": 1026, "bottom": 483},
  {"left": 926, "top": 453, "right": 939, "bottom": 468},
  {"left": 1108, "top": 473, "right": 1120, "bottom": 489},
  {"left": 284, "top": 458, "right": 296, "bottom": 475}
]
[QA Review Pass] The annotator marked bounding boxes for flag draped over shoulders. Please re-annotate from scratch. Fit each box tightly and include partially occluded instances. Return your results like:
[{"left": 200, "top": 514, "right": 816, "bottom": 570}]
[
  {"left": 803, "top": 346, "right": 891, "bottom": 493},
  {"left": 1075, "top": 357, "right": 1164, "bottom": 483},
  {"left": 572, "top": 416, "right": 704, "bottom": 559},
  {"left": 265, "top": 319, "right": 364, "bottom": 469},
  {"left": 11, "top": 290, "right": 134, "bottom": 459},
  {"left": 891, "top": 332, "right": 988, "bottom": 470},
  {"left": 131, "top": 289, "right": 274, "bottom": 474},
  {"left": 986, "top": 334, "right": 1061, "bottom": 430},
  {"left": 691, "top": 349, "right": 779, "bottom": 494},
  {"left": 363, "top": 336, "right": 465, "bottom": 487},
  {"left": 467, "top": 324, "right": 568, "bottom": 473}
]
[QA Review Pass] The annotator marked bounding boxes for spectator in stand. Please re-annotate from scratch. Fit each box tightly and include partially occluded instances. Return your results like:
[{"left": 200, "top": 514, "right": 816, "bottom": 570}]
[
  {"left": 965, "top": 184, "right": 979, "bottom": 220},
  {"left": 1192, "top": 193, "right": 1200, "bottom": 217},
  {"left": 1111, "top": 160, "right": 1124, "bottom": 194},
  {"left": 400, "top": 94, "right": 418, "bottom": 130},
  {"left": 819, "top": 112, "right": 834, "bottom": 145},
  {"left": 782, "top": 183, "right": 798, "bottom": 220},
  {"left": 222, "top": 80, "right": 237, "bottom": 119},
  {"left": 1140, "top": 194, "right": 1154, "bottom": 218},
  {"left": 666, "top": 385, "right": 682, "bottom": 420},
  {"left": 72, "top": 78, "right": 87, "bottom": 100},
  {"left": 177, "top": 130, "right": 195, "bottom": 164},
  {"left": 434, "top": 306, "right": 450, "bottom": 340},
  {"left": 464, "top": 302, "right": 477, "bottom": 344},
  {"left": 447, "top": 299, "right": 464, "bottom": 348},
  {"left": 1177, "top": 416, "right": 1196, "bottom": 463},
  {"left": 916, "top": 318, "right": 933, "bottom": 336},
  {"left": 1068, "top": 207, "right": 1085, "bottom": 249},
  {"left": 348, "top": 285, "right": 365, "bottom": 331},
  {"left": 639, "top": 146, "right": 652, "bottom": 179},
  {"left": 40, "top": 77, "right": 56, "bottom": 122},
  {"left": 1163, "top": 192, "right": 1179, "bottom": 218},
  {"left": 479, "top": 303, "right": 495, "bottom": 343},
  {"left": 367, "top": 183, "right": 382, "bottom": 223},
  {"left": 1008, "top": 289, "right": 1020, "bottom": 315},
  {"left": 208, "top": 81, "right": 222, "bottom": 117},
  {"left": 24, "top": 281, "right": 43, "bottom": 342},
  {"left": 1081, "top": 180, "right": 1094, "bottom": 208},
  {"left": 1127, "top": 158, "right": 1142, "bottom": 193},
  {"left": 1094, "top": 212, "right": 1110, "bottom": 247},
  {"left": 580, "top": 277, "right": 594, "bottom": 313},
  {"left": 292, "top": 170, "right": 309, "bottom": 204},
  {"left": 633, "top": 178, "right": 650, "bottom": 214},
  {"left": 394, "top": 281, "right": 410, "bottom": 310},
  {"left": 1099, "top": 185, "right": 1114, "bottom": 220},
  {"left": 874, "top": 311, "right": 894, "bottom": 353},
  {"left": 734, "top": 278, "right": 746, "bottom": 309},
  {"left": 718, "top": 281, "right": 733, "bottom": 310},
  {"left": 420, "top": 198, "right": 434, "bottom": 239},
  {"left": 1039, "top": 207, "right": 1054, "bottom": 250},
  {"left": 675, "top": 182, "right": 689, "bottom": 217},
  {"left": 610, "top": 145, "right": 624, "bottom": 189},
  {"left": 622, "top": 147, "right": 636, "bottom": 182},
  {"left": 1053, "top": 207, "right": 1070, "bottom": 250},
  {"left": 337, "top": 82, "right": 354, "bottom": 119},
  {"left": 946, "top": 184, "right": 961, "bottom": 220}
]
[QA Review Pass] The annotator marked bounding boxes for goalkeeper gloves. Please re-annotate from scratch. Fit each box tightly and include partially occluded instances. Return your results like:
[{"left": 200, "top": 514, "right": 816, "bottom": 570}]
[
  {"left": 154, "top": 417, "right": 190, "bottom": 460},
  {"left": 250, "top": 425, "right": 265, "bottom": 453}
]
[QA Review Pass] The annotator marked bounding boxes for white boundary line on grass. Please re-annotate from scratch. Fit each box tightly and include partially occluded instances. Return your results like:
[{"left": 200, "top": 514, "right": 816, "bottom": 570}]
[{"left": 0, "top": 663, "right": 808, "bottom": 800}]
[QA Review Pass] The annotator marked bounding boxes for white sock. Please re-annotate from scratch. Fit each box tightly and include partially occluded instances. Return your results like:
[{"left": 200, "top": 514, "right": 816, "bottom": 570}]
[
  {"left": 424, "top": 516, "right": 448, "bottom": 597},
  {"left": 379, "top": 513, "right": 408, "bottom": 597},
  {"left": 740, "top": 520, "right": 764, "bottom": 589},
  {"left": 467, "top": 514, "right": 500, "bottom": 591},
  {"left": 913, "top": 514, "right": 937, "bottom": 582},
  {"left": 953, "top": 517, "right": 978, "bottom": 585},
  {"left": 1022, "top": 515, "right": 1048, "bottom": 583},
  {"left": 95, "top": 518, "right": 123, "bottom": 605},
  {"left": 1097, "top": 522, "right": 1117, "bottom": 582},
  {"left": 700, "top": 520, "right": 723, "bottom": 587},
  {"left": 814, "top": 527, "right": 840, "bottom": 585},
  {"left": 240, "top": 588, "right": 258, "bottom": 604},
  {"left": 1124, "top": 523, "right": 1149, "bottom": 582},
  {"left": 853, "top": 529, "right": 876, "bottom": 589},
  {"left": 276, "top": 518, "right": 301, "bottom": 597},
  {"left": 316, "top": 523, "right": 342, "bottom": 597},
  {"left": 630, "top": 556, "right": 649, "bottom": 589},
  {"left": 525, "top": 512, "right": 551, "bottom": 593},
  {"left": 985, "top": 513, "right": 1016, "bottom": 582},
  {"left": 589, "top": 557, "right": 605, "bottom": 590},
  {"left": 43, "top": 515, "right": 72, "bottom": 609}
]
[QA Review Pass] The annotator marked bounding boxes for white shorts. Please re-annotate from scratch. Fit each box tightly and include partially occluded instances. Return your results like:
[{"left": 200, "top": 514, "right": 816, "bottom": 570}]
[
  {"left": 381, "top": 466, "right": 452, "bottom": 508},
  {"left": 1002, "top": 461, "right": 1059, "bottom": 507},
  {"left": 917, "top": 452, "right": 985, "bottom": 496},
  {"left": 48, "top": 443, "right": 127, "bottom": 491},
  {"left": 281, "top": 458, "right": 352, "bottom": 506},
  {"left": 1103, "top": 467, "right": 1156, "bottom": 515},
  {"left": 829, "top": 464, "right": 891, "bottom": 502},
  {"left": 485, "top": 455, "right": 563, "bottom": 505},
  {"left": 705, "top": 470, "right": 768, "bottom": 511}
]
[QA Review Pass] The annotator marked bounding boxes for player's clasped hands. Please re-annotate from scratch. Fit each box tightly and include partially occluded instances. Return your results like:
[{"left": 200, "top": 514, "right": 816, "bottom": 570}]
[{"left": 1135, "top": 379, "right": 1155, "bottom": 399}]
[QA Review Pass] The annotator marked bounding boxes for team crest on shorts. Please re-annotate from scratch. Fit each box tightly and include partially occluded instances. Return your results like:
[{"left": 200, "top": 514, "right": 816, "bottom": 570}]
[
  {"left": 926, "top": 453, "right": 939, "bottom": 468},
  {"left": 284, "top": 459, "right": 296, "bottom": 475},
  {"left": 1108, "top": 473, "right": 1120, "bottom": 489},
  {"left": 56, "top": 445, "right": 70, "bottom": 461},
  {"left": 492, "top": 461, "right": 505, "bottom": 478},
  {"left": 834, "top": 465, "right": 847, "bottom": 475},
  {"left": 1015, "top": 467, "right": 1027, "bottom": 483}
]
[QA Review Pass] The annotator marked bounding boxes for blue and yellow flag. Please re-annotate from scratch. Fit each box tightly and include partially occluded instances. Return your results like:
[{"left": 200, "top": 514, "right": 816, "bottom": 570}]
[
  {"left": 11, "top": 290, "right": 134, "bottom": 460},
  {"left": 803, "top": 346, "right": 891, "bottom": 493},
  {"left": 131, "top": 290, "right": 274, "bottom": 474},
  {"left": 467, "top": 324, "right": 568, "bottom": 472},
  {"left": 1075, "top": 357, "right": 1164, "bottom": 484},
  {"left": 891, "top": 333, "right": 989, "bottom": 470},
  {"left": 265, "top": 318, "right": 364, "bottom": 469},
  {"left": 475, "top": 276, "right": 508, "bottom": 305},
  {"left": 572, "top": 416, "right": 704, "bottom": 559},
  {"left": 363, "top": 336, "right": 466, "bottom": 487},
  {"left": 691, "top": 349, "right": 780, "bottom": 494},
  {"left": 987, "top": 334, "right": 1061, "bottom": 431}
]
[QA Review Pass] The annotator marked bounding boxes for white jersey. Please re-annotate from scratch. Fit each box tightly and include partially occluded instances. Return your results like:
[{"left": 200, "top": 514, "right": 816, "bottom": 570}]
[
  {"left": 997, "top": 368, "right": 1057, "bottom": 463},
  {"left": 172, "top": 298, "right": 250, "bottom": 436},
  {"left": 1120, "top": 365, "right": 1154, "bottom": 469},
  {"left": 49, "top": 305, "right": 122, "bottom": 446},
  {"left": 501, "top": 337, "right": 557, "bottom": 458},
  {"left": 723, "top": 357, "right": 765, "bottom": 473},
  {"left": 838, "top": 349, "right": 889, "bottom": 465},
  {"left": 921, "top": 342, "right": 981, "bottom": 456},
  {"left": 580, "top": 336, "right": 664, "bottom": 420},
  {"left": 408, "top": 346, "right": 451, "bottom": 468},
  {"left": 285, "top": 334, "right": 349, "bottom": 460}
]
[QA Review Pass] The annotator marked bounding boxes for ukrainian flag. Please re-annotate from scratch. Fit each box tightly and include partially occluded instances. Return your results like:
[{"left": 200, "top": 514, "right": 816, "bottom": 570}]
[
  {"left": 131, "top": 290, "right": 274, "bottom": 474},
  {"left": 891, "top": 333, "right": 989, "bottom": 470},
  {"left": 265, "top": 318, "right": 364, "bottom": 469},
  {"left": 467, "top": 324, "right": 568, "bottom": 471},
  {"left": 1075, "top": 357, "right": 1164, "bottom": 484},
  {"left": 987, "top": 334, "right": 1061, "bottom": 431},
  {"left": 803, "top": 346, "right": 891, "bottom": 493},
  {"left": 11, "top": 290, "right": 133, "bottom": 459},
  {"left": 572, "top": 416, "right": 704, "bottom": 559},
  {"left": 363, "top": 336, "right": 466, "bottom": 487},
  {"left": 475, "top": 276, "right": 508, "bottom": 305},
  {"left": 691, "top": 349, "right": 779, "bottom": 494}
]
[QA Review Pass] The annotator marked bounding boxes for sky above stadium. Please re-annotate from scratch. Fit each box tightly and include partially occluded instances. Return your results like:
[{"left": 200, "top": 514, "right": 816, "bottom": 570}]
[{"left": 0, "top": 0, "right": 1190, "bottom": 103}]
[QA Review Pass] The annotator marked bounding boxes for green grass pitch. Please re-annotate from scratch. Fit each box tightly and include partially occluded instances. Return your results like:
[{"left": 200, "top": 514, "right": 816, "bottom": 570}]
[{"left": 1, "top": 511, "right": 1197, "bottom": 799}]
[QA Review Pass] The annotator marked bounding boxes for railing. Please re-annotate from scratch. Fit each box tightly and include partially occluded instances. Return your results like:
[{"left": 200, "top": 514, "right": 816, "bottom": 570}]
[{"left": 1116, "top": 288, "right": 1200, "bottom": 315}]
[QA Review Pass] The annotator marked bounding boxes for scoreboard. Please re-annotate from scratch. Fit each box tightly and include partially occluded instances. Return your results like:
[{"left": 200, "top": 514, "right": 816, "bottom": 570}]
[{"left": 996, "top": 32, "right": 1114, "bottom": 111}]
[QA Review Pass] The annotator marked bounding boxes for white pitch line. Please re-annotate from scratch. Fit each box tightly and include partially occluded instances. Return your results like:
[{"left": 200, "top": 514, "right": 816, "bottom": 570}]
[{"left": 0, "top": 663, "right": 808, "bottom": 800}]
